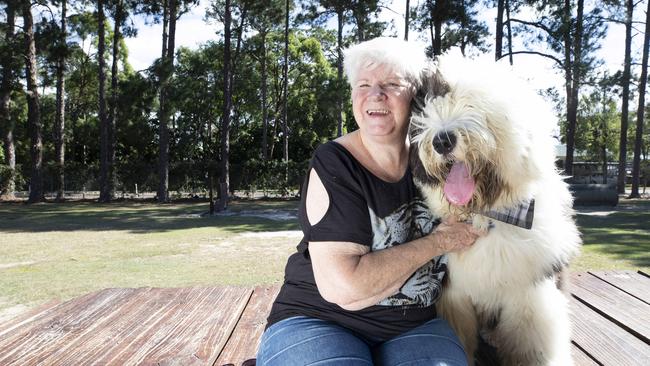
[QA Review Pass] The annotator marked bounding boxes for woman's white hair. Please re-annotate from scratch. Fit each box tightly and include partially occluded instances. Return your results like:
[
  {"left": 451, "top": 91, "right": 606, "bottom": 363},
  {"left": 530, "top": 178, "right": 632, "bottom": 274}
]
[{"left": 343, "top": 37, "right": 429, "bottom": 88}]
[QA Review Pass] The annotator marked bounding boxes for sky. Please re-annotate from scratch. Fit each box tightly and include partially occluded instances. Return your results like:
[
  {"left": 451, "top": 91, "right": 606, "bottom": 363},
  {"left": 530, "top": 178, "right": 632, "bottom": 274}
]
[{"left": 123, "top": 0, "right": 643, "bottom": 94}]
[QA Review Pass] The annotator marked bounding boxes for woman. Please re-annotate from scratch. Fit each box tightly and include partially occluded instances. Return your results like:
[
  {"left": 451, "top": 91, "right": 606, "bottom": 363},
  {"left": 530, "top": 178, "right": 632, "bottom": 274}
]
[{"left": 256, "top": 37, "right": 481, "bottom": 366}]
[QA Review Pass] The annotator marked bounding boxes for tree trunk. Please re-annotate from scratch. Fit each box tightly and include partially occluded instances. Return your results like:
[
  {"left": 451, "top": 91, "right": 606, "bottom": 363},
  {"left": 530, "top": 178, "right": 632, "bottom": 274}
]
[
  {"left": 158, "top": 0, "right": 177, "bottom": 203},
  {"left": 505, "top": 0, "right": 513, "bottom": 65},
  {"left": 562, "top": 0, "right": 575, "bottom": 176},
  {"left": 565, "top": 0, "right": 584, "bottom": 178},
  {"left": 496, "top": 0, "right": 504, "bottom": 61},
  {"left": 630, "top": 0, "right": 650, "bottom": 198},
  {"left": 404, "top": 0, "right": 410, "bottom": 41},
  {"left": 218, "top": 0, "right": 232, "bottom": 211},
  {"left": 98, "top": 0, "right": 110, "bottom": 202},
  {"left": 107, "top": 0, "right": 123, "bottom": 201},
  {"left": 162, "top": 0, "right": 168, "bottom": 59},
  {"left": 431, "top": 0, "right": 443, "bottom": 56},
  {"left": 352, "top": 4, "right": 365, "bottom": 42},
  {"left": 601, "top": 93, "right": 608, "bottom": 185},
  {"left": 617, "top": 0, "right": 633, "bottom": 193},
  {"left": 0, "top": 0, "right": 16, "bottom": 199},
  {"left": 23, "top": 0, "right": 43, "bottom": 203},
  {"left": 283, "top": 0, "right": 290, "bottom": 184},
  {"left": 336, "top": 8, "right": 344, "bottom": 137},
  {"left": 229, "top": 4, "right": 247, "bottom": 92},
  {"left": 261, "top": 29, "right": 269, "bottom": 160},
  {"left": 54, "top": 0, "right": 67, "bottom": 201}
]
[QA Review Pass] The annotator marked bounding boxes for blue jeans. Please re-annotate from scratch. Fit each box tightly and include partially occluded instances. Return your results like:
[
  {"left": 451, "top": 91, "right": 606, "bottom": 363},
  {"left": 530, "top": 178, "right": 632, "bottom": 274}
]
[{"left": 256, "top": 316, "right": 467, "bottom": 366}]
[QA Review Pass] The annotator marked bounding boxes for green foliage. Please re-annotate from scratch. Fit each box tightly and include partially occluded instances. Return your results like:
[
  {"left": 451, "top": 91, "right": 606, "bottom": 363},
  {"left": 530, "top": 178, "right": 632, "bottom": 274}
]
[
  {"left": 3, "top": 0, "right": 643, "bottom": 199},
  {"left": 411, "top": 0, "right": 490, "bottom": 57},
  {"left": 233, "top": 158, "right": 308, "bottom": 196},
  {"left": 575, "top": 73, "right": 621, "bottom": 161}
]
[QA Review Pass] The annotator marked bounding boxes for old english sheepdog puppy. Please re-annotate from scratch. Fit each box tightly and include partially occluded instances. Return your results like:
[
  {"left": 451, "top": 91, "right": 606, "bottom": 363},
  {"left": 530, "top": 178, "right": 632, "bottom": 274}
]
[{"left": 409, "top": 57, "right": 581, "bottom": 365}]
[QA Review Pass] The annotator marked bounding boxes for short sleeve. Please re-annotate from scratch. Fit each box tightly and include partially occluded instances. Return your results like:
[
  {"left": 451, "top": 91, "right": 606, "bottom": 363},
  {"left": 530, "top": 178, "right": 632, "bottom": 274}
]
[{"left": 299, "top": 143, "right": 373, "bottom": 246}]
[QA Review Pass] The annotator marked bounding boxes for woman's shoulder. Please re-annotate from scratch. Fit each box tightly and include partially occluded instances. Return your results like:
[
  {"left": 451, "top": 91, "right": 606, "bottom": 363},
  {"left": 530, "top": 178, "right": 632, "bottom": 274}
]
[{"left": 312, "top": 140, "right": 358, "bottom": 168}]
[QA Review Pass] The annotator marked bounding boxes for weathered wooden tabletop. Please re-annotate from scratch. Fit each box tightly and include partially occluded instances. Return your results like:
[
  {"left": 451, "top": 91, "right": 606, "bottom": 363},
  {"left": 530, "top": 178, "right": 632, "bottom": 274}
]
[{"left": 0, "top": 270, "right": 648, "bottom": 366}]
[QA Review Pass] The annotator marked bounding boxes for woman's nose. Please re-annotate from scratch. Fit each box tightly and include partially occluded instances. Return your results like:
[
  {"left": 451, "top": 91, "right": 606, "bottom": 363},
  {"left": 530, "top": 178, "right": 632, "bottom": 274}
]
[{"left": 368, "top": 85, "right": 386, "bottom": 99}]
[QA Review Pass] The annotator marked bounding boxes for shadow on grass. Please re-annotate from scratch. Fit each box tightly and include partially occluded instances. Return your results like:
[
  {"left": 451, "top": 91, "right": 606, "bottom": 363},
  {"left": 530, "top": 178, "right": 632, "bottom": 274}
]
[
  {"left": 576, "top": 203, "right": 650, "bottom": 269},
  {"left": 0, "top": 200, "right": 300, "bottom": 234}
]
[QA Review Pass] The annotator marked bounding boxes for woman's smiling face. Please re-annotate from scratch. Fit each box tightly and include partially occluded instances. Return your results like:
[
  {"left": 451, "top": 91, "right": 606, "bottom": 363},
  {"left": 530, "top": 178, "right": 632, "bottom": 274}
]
[{"left": 351, "top": 64, "right": 414, "bottom": 140}]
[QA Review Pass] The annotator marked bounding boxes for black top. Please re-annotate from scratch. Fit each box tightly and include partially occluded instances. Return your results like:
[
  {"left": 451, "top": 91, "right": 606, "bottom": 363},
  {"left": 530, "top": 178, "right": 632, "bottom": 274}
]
[{"left": 266, "top": 141, "right": 446, "bottom": 342}]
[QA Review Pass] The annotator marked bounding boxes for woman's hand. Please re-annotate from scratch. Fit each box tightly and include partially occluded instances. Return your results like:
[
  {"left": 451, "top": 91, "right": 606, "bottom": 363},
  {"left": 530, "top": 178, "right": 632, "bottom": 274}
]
[{"left": 428, "top": 218, "right": 486, "bottom": 254}]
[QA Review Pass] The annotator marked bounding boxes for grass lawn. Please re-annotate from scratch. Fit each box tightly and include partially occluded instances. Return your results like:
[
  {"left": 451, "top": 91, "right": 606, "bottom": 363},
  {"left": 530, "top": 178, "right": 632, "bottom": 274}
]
[
  {"left": 1, "top": 197, "right": 648, "bottom": 319},
  {"left": 572, "top": 198, "right": 650, "bottom": 272},
  {"left": 0, "top": 199, "right": 301, "bottom": 319}
]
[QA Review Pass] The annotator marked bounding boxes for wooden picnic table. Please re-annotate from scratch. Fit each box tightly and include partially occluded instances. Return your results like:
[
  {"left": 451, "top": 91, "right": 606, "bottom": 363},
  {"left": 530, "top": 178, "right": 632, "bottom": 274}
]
[{"left": 0, "top": 270, "right": 648, "bottom": 365}]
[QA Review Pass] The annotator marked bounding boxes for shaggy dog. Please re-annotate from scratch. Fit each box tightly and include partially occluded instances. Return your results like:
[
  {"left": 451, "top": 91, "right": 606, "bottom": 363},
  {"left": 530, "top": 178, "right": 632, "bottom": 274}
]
[{"left": 409, "top": 58, "right": 581, "bottom": 366}]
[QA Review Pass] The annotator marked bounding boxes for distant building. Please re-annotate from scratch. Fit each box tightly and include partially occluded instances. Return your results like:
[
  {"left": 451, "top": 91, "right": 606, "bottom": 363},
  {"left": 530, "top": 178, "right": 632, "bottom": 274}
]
[{"left": 554, "top": 144, "right": 622, "bottom": 185}]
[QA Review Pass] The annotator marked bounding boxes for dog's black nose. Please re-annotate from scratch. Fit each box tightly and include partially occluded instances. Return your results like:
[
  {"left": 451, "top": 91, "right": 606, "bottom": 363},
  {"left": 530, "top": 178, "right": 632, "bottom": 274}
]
[{"left": 432, "top": 131, "right": 457, "bottom": 155}]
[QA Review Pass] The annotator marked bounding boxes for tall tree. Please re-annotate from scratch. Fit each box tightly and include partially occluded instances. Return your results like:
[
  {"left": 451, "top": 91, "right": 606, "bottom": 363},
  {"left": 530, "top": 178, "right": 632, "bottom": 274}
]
[
  {"left": 98, "top": 0, "right": 110, "bottom": 202},
  {"left": 617, "top": 0, "right": 634, "bottom": 193},
  {"left": 218, "top": 0, "right": 232, "bottom": 210},
  {"left": 248, "top": 0, "right": 284, "bottom": 160},
  {"left": 414, "top": 0, "right": 488, "bottom": 57},
  {"left": 54, "top": 0, "right": 68, "bottom": 201},
  {"left": 504, "top": 0, "right": 606, "bottom": 175},
  {"left": 23, "top": 0, "right": 44, "bottom": 203},
  {"left": 564, "top": 0, "right": 585, "bottom": 177},
  {"left": 404, "top": 0, "right": 410, "bottom": 40},
  {"left": 0, "top": 0, "right": 18, "bottom": 199},
  {"left": 300, "top": 0, "right": 349, "bottom": 137},
  {"left": 495, "top": 0, "right": 516, "bottom": 63},
  {"left": 630, "top": 0, "right": 650, "bottom": 198},
  {"left": 157, "top": 0, "right": 178, "bottom": 203},
  {"left": 105, "top": 0, "right": 137, "bottom": 201},
  {"left": 282, "top": 0, "right": 289, "bottom": 182},
  {"left": 496, "top": 0, "right": 505, "bottom": 60},
  {"left": 349, "top": 0, "right": 385, "bottom": 42}
]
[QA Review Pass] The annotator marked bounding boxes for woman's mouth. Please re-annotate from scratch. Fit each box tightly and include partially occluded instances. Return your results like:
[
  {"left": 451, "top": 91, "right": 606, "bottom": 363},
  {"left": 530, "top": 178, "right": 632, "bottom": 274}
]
[{"left": 366, "top": 109, "right": 390, "bottom": 116}]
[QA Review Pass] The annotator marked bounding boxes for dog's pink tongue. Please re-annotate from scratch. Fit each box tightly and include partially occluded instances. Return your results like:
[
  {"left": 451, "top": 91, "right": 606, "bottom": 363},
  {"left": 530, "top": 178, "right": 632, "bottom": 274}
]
[{"left": 444, "top": 162, "right": 476, "bottom": 206}]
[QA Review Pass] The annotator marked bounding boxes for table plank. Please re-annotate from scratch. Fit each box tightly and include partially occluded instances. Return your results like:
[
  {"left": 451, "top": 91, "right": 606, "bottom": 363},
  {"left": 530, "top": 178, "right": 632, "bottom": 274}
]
[
  {"left": 589, "top": 270, "right": 650, "bottom": 304},
  {"left": 570, "top": 272, "right": 650, "bottom": 343},
  {"left": 215, "top": 285, "right": 281, "bottom": 366},
  {"left": 571, "top": 343, "right": 599, "bottom": 366},
  {"left": 570, "top": 299, "right": 650, "bottom": 366},
  {"left": 0, "top": 287, "right": 253, "bottom": 366},
  {"left": 0, "top": 288, "right": 140, "bottom": 365},
  {"left": 95, "top": 287, "right": 252, "bottom": 366}
]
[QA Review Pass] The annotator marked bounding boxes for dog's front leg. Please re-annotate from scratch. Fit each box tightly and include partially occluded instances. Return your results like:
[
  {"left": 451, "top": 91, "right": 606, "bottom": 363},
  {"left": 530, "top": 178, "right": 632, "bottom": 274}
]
[{"left": 437, "top": 287, "right": 479, "bottom": 366}]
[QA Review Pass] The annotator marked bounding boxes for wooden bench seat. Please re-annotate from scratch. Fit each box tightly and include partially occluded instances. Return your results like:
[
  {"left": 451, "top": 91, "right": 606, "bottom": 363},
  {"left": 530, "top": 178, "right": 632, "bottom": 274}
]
[{"left": 0, "top": 270, "right": 648, "bottom": 365}]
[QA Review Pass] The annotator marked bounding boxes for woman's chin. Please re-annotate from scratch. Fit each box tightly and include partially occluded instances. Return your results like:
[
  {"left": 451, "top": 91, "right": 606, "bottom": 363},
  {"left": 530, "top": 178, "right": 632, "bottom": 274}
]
[{"left": 364, "top": 122, "right": 401, "bottom": 138}]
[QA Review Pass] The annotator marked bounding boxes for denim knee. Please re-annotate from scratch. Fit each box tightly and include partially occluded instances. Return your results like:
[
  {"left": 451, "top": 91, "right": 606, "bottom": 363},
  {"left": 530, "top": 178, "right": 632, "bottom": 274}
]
[
  {"left": 372, "top": 318, "right": 467, "bottom": 366},
  {"left": 257, "top": 316, "right": 373, "bottom": 366}
]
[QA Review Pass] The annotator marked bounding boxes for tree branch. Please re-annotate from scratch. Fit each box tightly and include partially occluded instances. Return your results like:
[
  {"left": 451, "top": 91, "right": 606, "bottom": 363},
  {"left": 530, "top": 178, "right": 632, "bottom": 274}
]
[
  {"left": 508, "top": 18, "right": 553, "bottom": 35},
  {"left": 499, "top": 50, "right": 564, "bottom": 67}
]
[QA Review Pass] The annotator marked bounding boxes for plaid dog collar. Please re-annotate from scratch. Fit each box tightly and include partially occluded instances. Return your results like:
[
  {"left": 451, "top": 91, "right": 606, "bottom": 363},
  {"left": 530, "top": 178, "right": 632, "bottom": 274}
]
[{"left": 479, "top": 199, "right": 535, "bottom": 230}]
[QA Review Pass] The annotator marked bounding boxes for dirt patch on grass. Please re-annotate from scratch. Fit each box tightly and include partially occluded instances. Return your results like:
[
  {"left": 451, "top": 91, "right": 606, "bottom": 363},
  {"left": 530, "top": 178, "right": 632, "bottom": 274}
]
[
  {"left": 0, "top": 300, "right": 30, "bottom": 323},
  {"left": 0, "top": 261, "right": 38, "bottom": 270}
]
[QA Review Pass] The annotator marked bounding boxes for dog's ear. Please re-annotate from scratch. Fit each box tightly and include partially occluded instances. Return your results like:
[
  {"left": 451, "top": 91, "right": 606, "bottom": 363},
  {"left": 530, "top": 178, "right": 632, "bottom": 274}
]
[{"left": 411, "top": 63, "right": 450, "bottom": 116}]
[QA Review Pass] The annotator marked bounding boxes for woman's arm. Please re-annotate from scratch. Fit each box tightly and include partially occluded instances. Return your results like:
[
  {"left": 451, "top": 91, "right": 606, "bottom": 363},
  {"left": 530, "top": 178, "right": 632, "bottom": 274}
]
[
  {"left": 309, "top": 221, "right": 478, "bottom": 311},
  {"left": 306, "top": 169, "right": 481, "bottom": 311}
]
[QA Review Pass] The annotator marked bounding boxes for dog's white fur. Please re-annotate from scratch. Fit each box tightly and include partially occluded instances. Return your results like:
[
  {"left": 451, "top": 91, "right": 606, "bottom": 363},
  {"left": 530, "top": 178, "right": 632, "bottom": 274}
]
[{"left": 410, "top": 55, "right": 581, "bottom": 365}]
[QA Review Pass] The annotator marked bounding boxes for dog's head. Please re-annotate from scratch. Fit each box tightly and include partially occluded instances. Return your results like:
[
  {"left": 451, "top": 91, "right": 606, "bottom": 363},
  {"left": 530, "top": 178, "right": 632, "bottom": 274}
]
[{"left": 409, "top": 57, "right": 557, "bottom": 217}]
